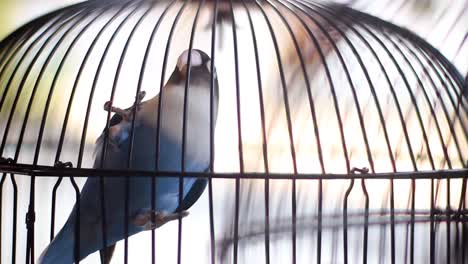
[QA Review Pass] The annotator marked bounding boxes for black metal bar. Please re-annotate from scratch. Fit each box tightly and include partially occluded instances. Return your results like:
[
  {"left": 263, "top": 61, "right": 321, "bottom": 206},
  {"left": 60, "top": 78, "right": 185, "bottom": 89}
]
[
  {"left": 463, "top": 192, "right": 467, "bottom": 264},
  {"left": 450, "top": 33, "right": 467, "bottom": 62},
  {"left": 0, "top": 0, "right": 89, "bottom": 47},
  {"left": 303, "top": 3, "right": 378, "bottom": 176},
  {"left": 361, "top": 178, "right": 370, "bottom": 264},
  {"left": 343, "top": 176, "right": 354, "bottom": 264},
  {"left": 154, "top": 1, "right": 188, "bottom": 264},
  {"left": 303, "top": 6, "right": 423, "bottom": 263},
  {"left": 371, "top": 25, "right": 457, "bottom": 264},
  {"left": 209, "top": 1, "right": 219, "bottom": 264},
  {"left": 346, "top": 7, "right": 466, "bottom": 102},
  {"left": 0, "top": 30, "right": 34, "bottom": 89},
  {"left": 75, "top": 1, "right": 145, "bottom": 263},
  {"left": 0, "top": 5, "right": 93, "bottom": 263},
  {"left": 277, "top": 2, "right": 354, "bottom": 261},
  {"left": 378, "top": 189, "right": 390, "bottom": 264},
  {"left": 285, "top": 0, "right": 351, "bottom": 173},
  {"left": 289, "top": 3, "right": 398, "bottom": 262},
  {"left": 430, "top": 2, "right": 468, "bottom": 115},
  {"left": 310, "top": 7, "right": 447, "bottom": 263},
  {"left": 269, "top": 0, "right": 322, "bottom": 261},
  {"left": 447, "top": 176, "right": 451, "bottom": 264},
  {"left": 396, "top": 37, "right": 465, "bottom": 166},
  {"left": 238, "top": 2, "right": 271, "bottom": 263},
  {"left": 430, "top": 176, "right": 436, "bottom": 264},
  {"left": 22, "top": 6, "right": 104, "bottom": 263},
  {"left": 129, "top": 1, "right": 176, "bottom": 264},
  {"left": 410, "top": 170, "right": 416, "bottom": 264},
  {"left": 338, "top": 6, "right": 466, "bottom": 263},
  {"left": 0, "top": 173, "right": 5, "bottom": 262},
  {"left": 228, "top": 1, "right": 243, "bottom": 263},
  {"left": 50, "top": 176, "right": 63, "bottom": 241},
  {"left": 50, "top": 4, "right": 135, "bottom": 263},
  {"left": 304, "top": 7, "right": 422, "bottom": 263},
  {"left": 273, "top": 2, "right": 356, "bottom": 262},
  {"left": 394, "top": 37, "right": 460, "bottom": 264},
  {"left": 216, "top": 209, "right": 468, "bottom": 243},
  {"left": 180, "top": 1, "right": 204, "bottom": 264},
  {"left": 29, "top": 0, "right": 105, "bottom": 246},
  {"left": 382, "top": 34, "right": 450, "bottom": 168},
  {"left": 0, "top": 3, "right": 87, "bottom": 111},
  {"left": 252, "top": 3, "right": 302, "bottom": 262},
  {"left": 79, "top": 0, "right": 143, "bottom": 165},
  {"left": 0, "top": 3, "right": 466, "bottom": 264},
  {"left": 0, "top": 38, "right": 15, "bottom": 67},
  {"left": 7, "top": 173, "right": 19, "bottom": 264},
  {"left": 0, "top": 5, "right": 88, "bottom": 154},
  {"left": 267, "top": 1, "right": 332, "bottom": 263},
  {"left": 69, "top": 174, "right": 80, "bottom": 263},
  {"left": 1, "top": 162, "right": 466, "bottom": 179},
  {"left": 16, "top": 4, "right": 99, "bottom": 163},
  {"left": 102, "top": 2, "right": 155, "bottom": 263}
]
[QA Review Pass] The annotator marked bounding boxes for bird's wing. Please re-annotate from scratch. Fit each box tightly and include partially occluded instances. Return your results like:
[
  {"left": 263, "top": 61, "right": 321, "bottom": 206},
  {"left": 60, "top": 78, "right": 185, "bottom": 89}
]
[
  {"left": 93, "top": 112, "right": 126, "bottom": 163},
  {"left": 176, "top": 169, "right": 209, "bottom": 212}
]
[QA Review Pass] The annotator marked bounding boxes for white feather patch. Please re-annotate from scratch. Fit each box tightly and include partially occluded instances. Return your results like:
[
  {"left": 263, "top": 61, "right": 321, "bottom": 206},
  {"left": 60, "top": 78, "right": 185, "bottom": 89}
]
[{"left": 177, "top": 50, "right": 202, "bottom": 71}]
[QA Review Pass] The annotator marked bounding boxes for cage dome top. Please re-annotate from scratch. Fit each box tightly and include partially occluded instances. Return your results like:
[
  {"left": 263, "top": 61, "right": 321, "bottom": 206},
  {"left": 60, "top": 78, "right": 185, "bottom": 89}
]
[{"left": 0, "top": 0, "right": 466, "bottom": 178}]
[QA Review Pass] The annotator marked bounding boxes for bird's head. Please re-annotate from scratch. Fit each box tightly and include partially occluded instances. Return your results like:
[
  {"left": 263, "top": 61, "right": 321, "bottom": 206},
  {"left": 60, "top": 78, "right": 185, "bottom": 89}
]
[
  {"left": 170, "top": 49, "right": 217, "bottom": 86},
  {"left": 166, "top": 49, "right": 219, "bottom": 110}
]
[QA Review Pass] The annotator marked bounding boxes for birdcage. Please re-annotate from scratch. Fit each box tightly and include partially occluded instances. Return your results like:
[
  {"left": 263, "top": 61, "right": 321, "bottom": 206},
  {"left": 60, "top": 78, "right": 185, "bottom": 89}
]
[{"left": 0, "top": 0, "right": 466, "bottom": 263}]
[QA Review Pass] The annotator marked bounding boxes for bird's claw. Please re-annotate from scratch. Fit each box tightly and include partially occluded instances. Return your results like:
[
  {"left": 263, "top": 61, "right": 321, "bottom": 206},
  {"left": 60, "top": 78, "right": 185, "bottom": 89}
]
[
  {"left": 133, "top": 209, "right": 189, "bottom": 230},
  {"left": 103, "top": 91, "right": 146, "bottom": 120}
]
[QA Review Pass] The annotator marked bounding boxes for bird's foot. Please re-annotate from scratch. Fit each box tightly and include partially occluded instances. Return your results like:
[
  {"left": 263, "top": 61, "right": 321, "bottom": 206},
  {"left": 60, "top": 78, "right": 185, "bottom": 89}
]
[
  {"left": 133, "top": 209, "right": 189, "bottom": 230},
  {"left": 103, "top": 91, "right": 146, "bottom": 120}
]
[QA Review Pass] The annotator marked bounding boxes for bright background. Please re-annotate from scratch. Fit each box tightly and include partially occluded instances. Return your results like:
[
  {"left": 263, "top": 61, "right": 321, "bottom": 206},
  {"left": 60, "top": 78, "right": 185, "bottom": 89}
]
[{"left": 0, "top": 1, "right": 466, "bottom": 264}]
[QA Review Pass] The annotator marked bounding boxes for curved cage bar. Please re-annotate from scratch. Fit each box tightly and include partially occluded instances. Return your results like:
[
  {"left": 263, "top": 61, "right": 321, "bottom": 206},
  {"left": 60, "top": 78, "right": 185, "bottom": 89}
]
[{"left": 0, "top": 0, "right": 466, "bottom": 264}]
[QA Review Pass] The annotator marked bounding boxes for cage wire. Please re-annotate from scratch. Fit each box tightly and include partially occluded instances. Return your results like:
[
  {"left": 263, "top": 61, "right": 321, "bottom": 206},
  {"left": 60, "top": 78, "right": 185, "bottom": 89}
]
[{"left": 0, "top": 0, "right": 466, "bottom": 264}]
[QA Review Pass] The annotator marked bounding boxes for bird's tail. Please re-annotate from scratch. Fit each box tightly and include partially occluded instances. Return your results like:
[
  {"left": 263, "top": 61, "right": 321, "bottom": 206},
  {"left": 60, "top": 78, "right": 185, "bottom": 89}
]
[{"left": 37, "top": 223, "right": 76, "bottom": 264}]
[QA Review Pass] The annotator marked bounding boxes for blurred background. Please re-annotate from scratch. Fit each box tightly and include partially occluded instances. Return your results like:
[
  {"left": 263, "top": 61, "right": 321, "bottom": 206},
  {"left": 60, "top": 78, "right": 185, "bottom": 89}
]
[
  {"left": 0, "top": 0, "right": 466, "bottom": 264},
  {"left": 0, "top": 0, "right": 82, "bottom": 41}
]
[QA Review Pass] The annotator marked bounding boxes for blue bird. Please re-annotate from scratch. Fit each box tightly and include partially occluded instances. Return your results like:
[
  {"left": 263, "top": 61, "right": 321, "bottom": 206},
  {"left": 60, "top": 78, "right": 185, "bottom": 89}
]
[{"left": 39, "top": 49, "right": 219, "bottom": 264}]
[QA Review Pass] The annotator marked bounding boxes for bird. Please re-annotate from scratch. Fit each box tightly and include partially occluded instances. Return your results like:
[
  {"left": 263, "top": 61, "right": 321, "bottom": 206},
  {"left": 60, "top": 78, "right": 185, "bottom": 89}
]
[{"left": 38, "top": 49, "right": 219, "bottom": 264}]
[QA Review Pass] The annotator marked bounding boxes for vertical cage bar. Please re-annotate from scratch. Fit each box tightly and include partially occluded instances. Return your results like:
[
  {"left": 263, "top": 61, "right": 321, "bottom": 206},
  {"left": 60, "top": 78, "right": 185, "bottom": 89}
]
[
  {"left": 253, "top": 2, "right": 300, "bottom": 263},
  {"left": 129, "top": 1, "right": 176, "bottom": 264},
  {"left": 209, "top": 1, "right": 219, "bottom": 263},
  {"left": 270, "top": 1, "right": 330, "bottom": 263},
  {"left": 343, "top": 178, "right": 354, "bottom": 264},
  {"left": 0, "top": 28, "right": 35, "bottom": 90},
  {"left": 395, "top": 37, "right": 465, "bottom": 166},
  {"left": 0, "top": 2, "right": 465, "bottom": 264},
  {"left": 0, "top": 6, "right": 87, "bottom": 154},
  {"left": 282, "top": 2, "right": 353, "bottom": 262},
  {"left": 9, "top": 174, "right": 18, "bottom": 264},
  {"left": 102, "top": 2, "right": 155, "bottom": 263},
  {"left": 0, "top": 4, "right": 85, "bottom": 112},
  {"left": 15, "top": 6, "right": 99, "bottom": 263},
  {"left": 75, "top": 2, "right": 145, "bottom": 264},
  {"left": 180, "top": 1, "right": 204, "bottom": 264},
  {"left": 25, "top": 1, "right": 107, "bottom": 250},
  {"left": 12, "top": 3, "right": 92, "bottom": 163},
  {"left": 0, "top": 173, "right": 5, "bottom": 261},
  {"left": 239, "top": 1, "right": 271, "bottom": 263},
  {"left": 155, "top": 2, "right": 188, "bottom": 264},
  {"left": 51, "top": 5, "right": 135, "bottom": 264},
  {"left": 228, "top": 1, "right": 243, "bottom": 263}
]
